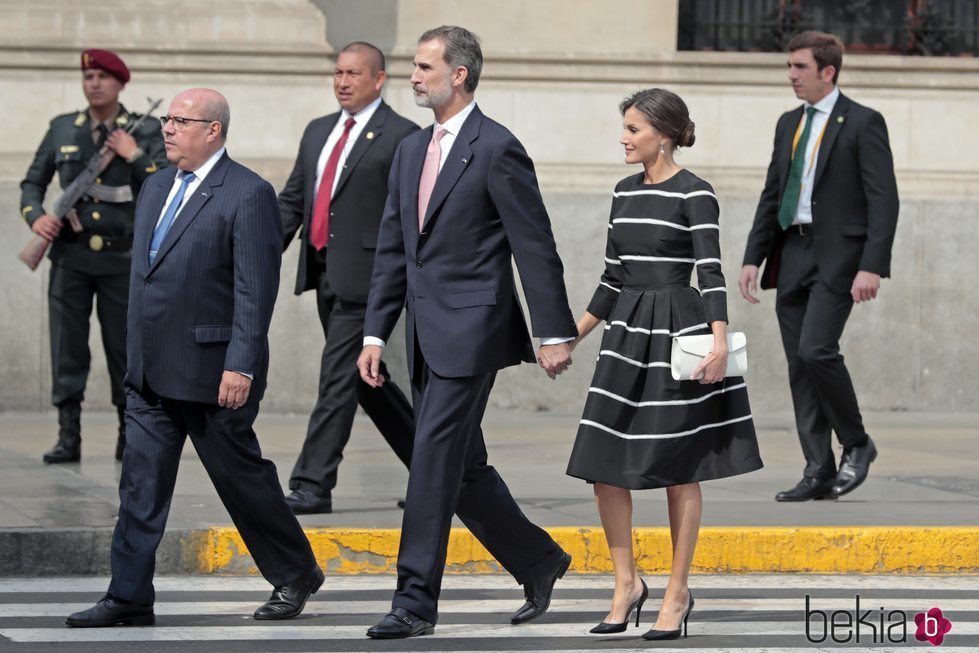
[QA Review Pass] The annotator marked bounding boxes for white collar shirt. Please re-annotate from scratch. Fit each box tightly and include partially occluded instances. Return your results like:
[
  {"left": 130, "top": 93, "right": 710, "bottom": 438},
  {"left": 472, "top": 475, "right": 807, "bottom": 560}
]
[
  {"left": 156, "top": 146, "right": 226, "bottom": 228},
  {"left": 794, "top": 86, "right": 840, "bottom": 225},
  {"left": 314, "top": 96, "right": 383, "bottom": 198},
  {"left": 432, "top": 100, "right": 477, "bottom": 171}
]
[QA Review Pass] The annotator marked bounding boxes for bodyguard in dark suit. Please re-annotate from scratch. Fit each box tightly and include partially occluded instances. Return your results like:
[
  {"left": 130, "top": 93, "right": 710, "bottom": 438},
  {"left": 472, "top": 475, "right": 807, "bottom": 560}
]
[
  {"left": 358, "top": 26, "right": 577, "bottom": 639},
  {"left": 738, "top": 32, "right": 899, "bottom": 502},
  {"left": 20, "top": 49, "right": 166, "bottom": 464},
  {"left": 279, "top": 42, "right": 418, "bottom": 515},
  {"left": 67, "top": 89, "right": 322, "bottom": 628}
]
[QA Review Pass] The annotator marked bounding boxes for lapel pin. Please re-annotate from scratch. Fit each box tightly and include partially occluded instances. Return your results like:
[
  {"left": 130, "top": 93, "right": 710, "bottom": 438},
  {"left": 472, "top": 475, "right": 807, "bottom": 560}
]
[
  {"left": 462, "top": 158, "right": 468, "bottom": 164},
  {"left": 366, "top": 131, "right": 375, "bottom": 140},
  {"left": 837, "top": 116, "right": 845, "bottom": 123}
]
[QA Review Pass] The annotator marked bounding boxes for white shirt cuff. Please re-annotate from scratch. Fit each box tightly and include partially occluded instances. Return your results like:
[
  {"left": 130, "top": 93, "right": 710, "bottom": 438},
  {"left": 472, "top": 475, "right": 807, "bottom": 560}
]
[
  {"left": 363, "top": 336, "right": 386, "bottom": 348},
  {"left": 540, "top": 337, "right": 574, "bottom": 346}
]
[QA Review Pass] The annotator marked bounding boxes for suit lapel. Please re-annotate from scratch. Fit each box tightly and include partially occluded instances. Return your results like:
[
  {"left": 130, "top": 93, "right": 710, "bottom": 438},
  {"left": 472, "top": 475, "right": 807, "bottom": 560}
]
[
  {"left": 302, "top": 116, "right": 337, "bottom": 217},
  {"left": 813, "top": 93, "right": 850, "bottom": 188},
  {"left": 405, "top": 126, "right": 430, "bottom": 235},
  {"left": 148, "top": 153, "right": 226, "bottom": 272},
  {"left": 137, "top": 169, "right": 177, "bottom": 271},
  {"left": 420, "top": 107, "right": 480, "bottom": 232},
  {"left": 778, "top": 105, "right": 805, "bottom": 192},
  {"left": 334, "top": 102, "right": 389, "bottom": 197}
]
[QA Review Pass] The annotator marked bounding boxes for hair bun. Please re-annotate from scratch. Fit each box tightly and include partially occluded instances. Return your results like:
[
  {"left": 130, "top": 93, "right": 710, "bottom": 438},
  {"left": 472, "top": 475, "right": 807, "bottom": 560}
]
[{"left": 680, "top": 121, "right": 696, "bottom": 148}]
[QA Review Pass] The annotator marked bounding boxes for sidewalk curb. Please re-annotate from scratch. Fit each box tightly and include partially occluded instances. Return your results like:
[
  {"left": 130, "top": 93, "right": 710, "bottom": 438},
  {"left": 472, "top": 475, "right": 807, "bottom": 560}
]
[
  {"left": 206, "top": 526, "right": 977, "bottom": 575},
  {"left": 4, "top": 527, "right": 975, "bottom": 576}
]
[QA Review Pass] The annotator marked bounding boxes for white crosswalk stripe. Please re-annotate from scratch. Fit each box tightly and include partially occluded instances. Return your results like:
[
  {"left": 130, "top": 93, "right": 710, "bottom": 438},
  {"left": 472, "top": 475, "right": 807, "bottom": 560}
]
[{"left": 0, "top": 574, "right": 975, "bottom": 651}]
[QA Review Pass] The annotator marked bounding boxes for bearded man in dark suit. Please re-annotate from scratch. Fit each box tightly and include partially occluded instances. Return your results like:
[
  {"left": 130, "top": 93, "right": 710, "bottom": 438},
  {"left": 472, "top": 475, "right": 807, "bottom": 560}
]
[
  {"left": 739, "top": 31, "right": 899, "bottom": 502},
  {"left": 358, "top": 25, "right": 578, "bottom": 639}
]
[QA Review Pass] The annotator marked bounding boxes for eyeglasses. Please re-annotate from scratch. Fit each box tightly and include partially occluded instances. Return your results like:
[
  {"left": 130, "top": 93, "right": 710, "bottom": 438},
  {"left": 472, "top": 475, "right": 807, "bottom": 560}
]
[{"left": 160, "top": 115, "right": 214, "bottom": 131}]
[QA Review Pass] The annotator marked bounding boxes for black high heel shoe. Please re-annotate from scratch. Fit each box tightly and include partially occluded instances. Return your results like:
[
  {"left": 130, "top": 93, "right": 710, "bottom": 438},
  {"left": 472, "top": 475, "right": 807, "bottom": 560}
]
[
  {"left": 589, "top": 578, "right": 648, "bottom": 634},
  {"left": 642, "top": 589, "right": 694, "bottom": 640}
]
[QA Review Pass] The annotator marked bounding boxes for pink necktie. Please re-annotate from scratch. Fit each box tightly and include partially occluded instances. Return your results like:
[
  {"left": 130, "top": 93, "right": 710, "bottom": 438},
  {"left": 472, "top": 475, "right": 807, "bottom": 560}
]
[{"left": 417, "top": 126, "right": 448, "bottom": 230}]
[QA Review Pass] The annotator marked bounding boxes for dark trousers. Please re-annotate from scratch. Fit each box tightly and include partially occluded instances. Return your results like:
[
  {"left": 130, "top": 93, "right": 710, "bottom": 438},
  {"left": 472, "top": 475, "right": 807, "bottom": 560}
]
[
  {"left": 109, "top": 386, "right": 316, "bottom": 604},
  {"left": 775, "top": 230, "right": 869, "bottom": 479},
  {"left": 392, "top": 353, "right": 564, "bottom": 624},
  {"left": 289, "top": 275, "right": 414, "bottom": 497},
  {"left": 48, "top": 263, "right": 128, "bottom": 407}
]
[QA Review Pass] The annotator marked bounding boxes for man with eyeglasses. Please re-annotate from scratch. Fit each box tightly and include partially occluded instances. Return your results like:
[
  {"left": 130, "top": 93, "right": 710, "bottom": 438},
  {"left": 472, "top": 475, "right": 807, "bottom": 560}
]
[
  {"left": 278, "top": 41, "right": 419, "bottom": 515},
  {"left": 20, "top": 49, "right": 166, "bottom": 464},
  {"left": 66, "top": 88, "right": 323, "bottom": 628}
]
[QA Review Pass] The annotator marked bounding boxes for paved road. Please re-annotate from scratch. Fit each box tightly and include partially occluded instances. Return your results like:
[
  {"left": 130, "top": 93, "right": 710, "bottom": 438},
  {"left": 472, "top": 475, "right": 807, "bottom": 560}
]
[{"left": 0, "top": 574, "right": 975, "bottom": 652}]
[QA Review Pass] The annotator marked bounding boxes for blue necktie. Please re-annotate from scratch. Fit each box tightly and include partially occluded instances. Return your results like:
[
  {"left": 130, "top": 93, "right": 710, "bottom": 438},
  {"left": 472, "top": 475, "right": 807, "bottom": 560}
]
[{"left": 149, "top": 171, "right": 196, "bottom": 265}]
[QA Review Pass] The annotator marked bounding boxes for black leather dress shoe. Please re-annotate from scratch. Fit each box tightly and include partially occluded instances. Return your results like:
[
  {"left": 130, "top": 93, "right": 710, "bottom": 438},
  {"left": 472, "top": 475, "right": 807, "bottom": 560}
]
[
  {"left": 775, "top": 477, "right": 837, "bottom": 502},
  {"left": 366, "top": 607, "right": 434, "bottom": 639},
  {"left": 831, "top": 437, "right": 877, "bottom": 498},
  {"left": 510, "top": 551, "right": 572, "bottom": 624},
  {"left": 284, "top": 489, "right": 332, "bottom": 515},
  {"left": 66, "top": 594, "right": 154, "bottom": 627},
  {"left": 253, "top": 566, "right": 324, "bottom": 620}
]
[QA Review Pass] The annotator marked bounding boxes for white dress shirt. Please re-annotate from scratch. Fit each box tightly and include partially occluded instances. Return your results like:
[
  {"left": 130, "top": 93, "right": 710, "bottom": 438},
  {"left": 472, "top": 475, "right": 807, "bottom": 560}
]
[
  {"left": 314, "top": 96, "right": 382, "bottom": 199},
  {"left": 155, "top": 146, "right": 226, "bottom": 228},
  {"left": 793, "top": 86, "right": 840, "bottom": 225}
]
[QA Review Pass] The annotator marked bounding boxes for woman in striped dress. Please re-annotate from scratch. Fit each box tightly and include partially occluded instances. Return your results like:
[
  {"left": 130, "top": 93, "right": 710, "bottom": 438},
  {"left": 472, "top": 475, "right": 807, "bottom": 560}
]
[{"left": 566, "top": 88, "right": 762, "bottom": 640}]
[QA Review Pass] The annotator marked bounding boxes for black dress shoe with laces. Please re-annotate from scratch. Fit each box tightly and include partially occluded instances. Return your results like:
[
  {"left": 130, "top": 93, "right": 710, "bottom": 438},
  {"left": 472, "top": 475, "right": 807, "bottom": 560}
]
[
  {"left": 66, "top": 594, "right": 154, "bottom": 627},
  {"left": 284, "top": 489, "right": 332, "bottom": 515},
  {"left": 253, "top": 566, "right": 324, "bottom": 620},
  {"left": 831, "top": 437, "right": 877, "bottom": 498},
  {"left": 775, "top": 477, "right": 837, "bottom": 502},
  {"left": 510, "top": 552, "right": 572, "bottom": 624},
  {"left": 366, "top": 607, "right": 434, "bottom": 639}
]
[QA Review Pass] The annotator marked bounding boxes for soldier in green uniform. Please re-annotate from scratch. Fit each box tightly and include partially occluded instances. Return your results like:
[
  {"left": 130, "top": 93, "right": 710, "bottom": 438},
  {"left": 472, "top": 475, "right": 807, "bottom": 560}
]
[{"left": 20, "top": 49, "right": 167, "bottom": 464}]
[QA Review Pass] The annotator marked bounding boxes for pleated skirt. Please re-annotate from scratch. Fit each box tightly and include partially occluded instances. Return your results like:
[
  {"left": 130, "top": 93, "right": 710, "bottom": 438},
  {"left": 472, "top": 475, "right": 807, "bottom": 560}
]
[{"left": 566, "top": 287, "right": 763, "bottom": 490}]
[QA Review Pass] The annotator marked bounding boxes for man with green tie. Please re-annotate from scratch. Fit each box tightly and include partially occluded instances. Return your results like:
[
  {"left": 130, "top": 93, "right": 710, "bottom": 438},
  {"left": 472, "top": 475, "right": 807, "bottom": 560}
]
[{"left": 737, "top": 31, "right": 899, "bottom": 502}]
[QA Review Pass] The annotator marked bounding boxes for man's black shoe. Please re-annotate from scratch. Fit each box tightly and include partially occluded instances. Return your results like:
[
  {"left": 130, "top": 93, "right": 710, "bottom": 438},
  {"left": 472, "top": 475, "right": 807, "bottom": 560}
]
[
  {"left": 66, "top": 594, "right": 154, "bottom": 627},
  {"left": 775, "top": 477, "right": 837, "bottom": 502},
  {"left": 510, "top": 551, "right": 571, "bottom": 624},
  {"left": 43, "top": 441, "right": 80, "bottom": 464},
  {"left": 831, "top": 437, "right": 877, "bottom": 498},
  {"left": 366, "top": 607, "right": 434, "bottom": 639},
  {"left": 284, "top": 489, "right": 332, "bottom": 515},
  {"left": 253, "top": 566, "right": 324, "bottom": 620}
]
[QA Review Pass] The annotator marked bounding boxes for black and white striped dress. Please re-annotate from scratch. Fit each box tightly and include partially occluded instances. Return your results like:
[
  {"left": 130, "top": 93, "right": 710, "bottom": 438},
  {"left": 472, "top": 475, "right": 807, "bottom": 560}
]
[{"left": 566, "top": 170, "right": 762, "bottom": 490}]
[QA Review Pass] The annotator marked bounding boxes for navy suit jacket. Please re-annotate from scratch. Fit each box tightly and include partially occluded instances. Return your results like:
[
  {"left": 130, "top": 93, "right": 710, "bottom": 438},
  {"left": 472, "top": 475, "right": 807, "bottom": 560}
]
[
  {"left": 743, "top": 92, "right": 899, "bottom": 293},
  {"left": 364, "top": 105, "right": 576, "bottom": 379},
  {"left": 280, "top": 101, "right": 418, "bottom": 302},
  {"left": 126, "top": 152, "right": 283, "bottom": 404}
]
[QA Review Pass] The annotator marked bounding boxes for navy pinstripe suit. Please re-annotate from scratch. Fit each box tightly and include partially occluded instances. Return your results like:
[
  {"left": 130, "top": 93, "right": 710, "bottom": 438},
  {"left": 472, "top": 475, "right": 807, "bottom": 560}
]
[{"left": 108, "top": 152, "right": 316, "bottom": 605}]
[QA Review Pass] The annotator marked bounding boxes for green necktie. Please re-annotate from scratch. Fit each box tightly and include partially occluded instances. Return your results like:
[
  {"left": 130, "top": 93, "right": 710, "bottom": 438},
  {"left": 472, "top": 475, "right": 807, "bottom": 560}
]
[{"left": 777, "top": 106, "right": 817, "bottom": 230}]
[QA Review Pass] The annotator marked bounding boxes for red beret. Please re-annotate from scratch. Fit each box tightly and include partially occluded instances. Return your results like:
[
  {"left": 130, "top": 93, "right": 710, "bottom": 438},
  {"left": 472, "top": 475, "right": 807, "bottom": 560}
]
[{"left": 80, "top": 49, "right": 130, "bottom": 84}]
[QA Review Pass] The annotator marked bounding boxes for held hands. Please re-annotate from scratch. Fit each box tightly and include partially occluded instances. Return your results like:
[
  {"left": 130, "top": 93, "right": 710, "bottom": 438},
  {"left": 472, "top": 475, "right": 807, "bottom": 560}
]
[
  {"left": 358, "top": 345, "right": 385, "bottom": 388},
  {"left": 690, "top": 345, "right": 728, "bottom": 385},
  {"left": 30, "top": 214, "right": 62, "bottom": 241},
  {"left": 218, "top": 371, "right": 251, "bottom": 409},
  {"left": 737, "top": 265, "right": 760, "bottom": 304},
  {"left": 105, "top": 129, "right": 140, "bottom": 161},
  {"left": 537, "top": 342, "right": 572, "bottom": 380},
  {"left": 851, "top": 270, "right": 881, "bottom": 303}
]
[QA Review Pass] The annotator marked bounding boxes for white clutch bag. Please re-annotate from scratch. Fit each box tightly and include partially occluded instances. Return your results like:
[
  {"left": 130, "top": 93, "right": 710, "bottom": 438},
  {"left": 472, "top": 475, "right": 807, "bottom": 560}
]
[{"left": 670, "top": 332, "right": 747, "bottom": 381}]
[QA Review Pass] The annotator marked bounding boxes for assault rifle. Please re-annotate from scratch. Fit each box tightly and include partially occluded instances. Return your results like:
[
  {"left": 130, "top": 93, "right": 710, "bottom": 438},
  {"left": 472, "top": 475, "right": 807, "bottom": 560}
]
[{"left": 18, "top": 97, "right": 163, "bottom": 270}]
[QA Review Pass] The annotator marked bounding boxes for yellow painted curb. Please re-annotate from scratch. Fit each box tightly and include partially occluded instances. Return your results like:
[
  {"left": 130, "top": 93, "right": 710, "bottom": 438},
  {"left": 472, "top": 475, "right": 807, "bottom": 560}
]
[{"left": 199, "top": 526, "right": 979, "bottom": 575}]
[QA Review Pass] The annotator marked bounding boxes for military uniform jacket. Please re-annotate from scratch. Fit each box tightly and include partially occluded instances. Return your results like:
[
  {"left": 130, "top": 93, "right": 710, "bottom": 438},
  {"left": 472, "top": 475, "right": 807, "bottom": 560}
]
[{"left": 20, "top": 104, "right": 167, "bottom": 275}]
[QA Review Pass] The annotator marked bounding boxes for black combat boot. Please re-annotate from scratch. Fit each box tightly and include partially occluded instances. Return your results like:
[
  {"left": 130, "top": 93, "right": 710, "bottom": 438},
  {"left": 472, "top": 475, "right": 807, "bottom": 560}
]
[
  {"left": 42, "top": 400, "right": 82, "bottom": 464},
  {"left": 114, "top": 406, "right": 126, "bottom": 462}
]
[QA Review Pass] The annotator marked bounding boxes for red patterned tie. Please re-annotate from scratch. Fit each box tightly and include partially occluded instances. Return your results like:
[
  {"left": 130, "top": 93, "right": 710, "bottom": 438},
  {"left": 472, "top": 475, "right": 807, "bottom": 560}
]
[
  {"left": 310, "top": 117, "right": 356, "bottom": 250},
  {"left": 417, "top": 126, "right": 448, "bottom": 230}
]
